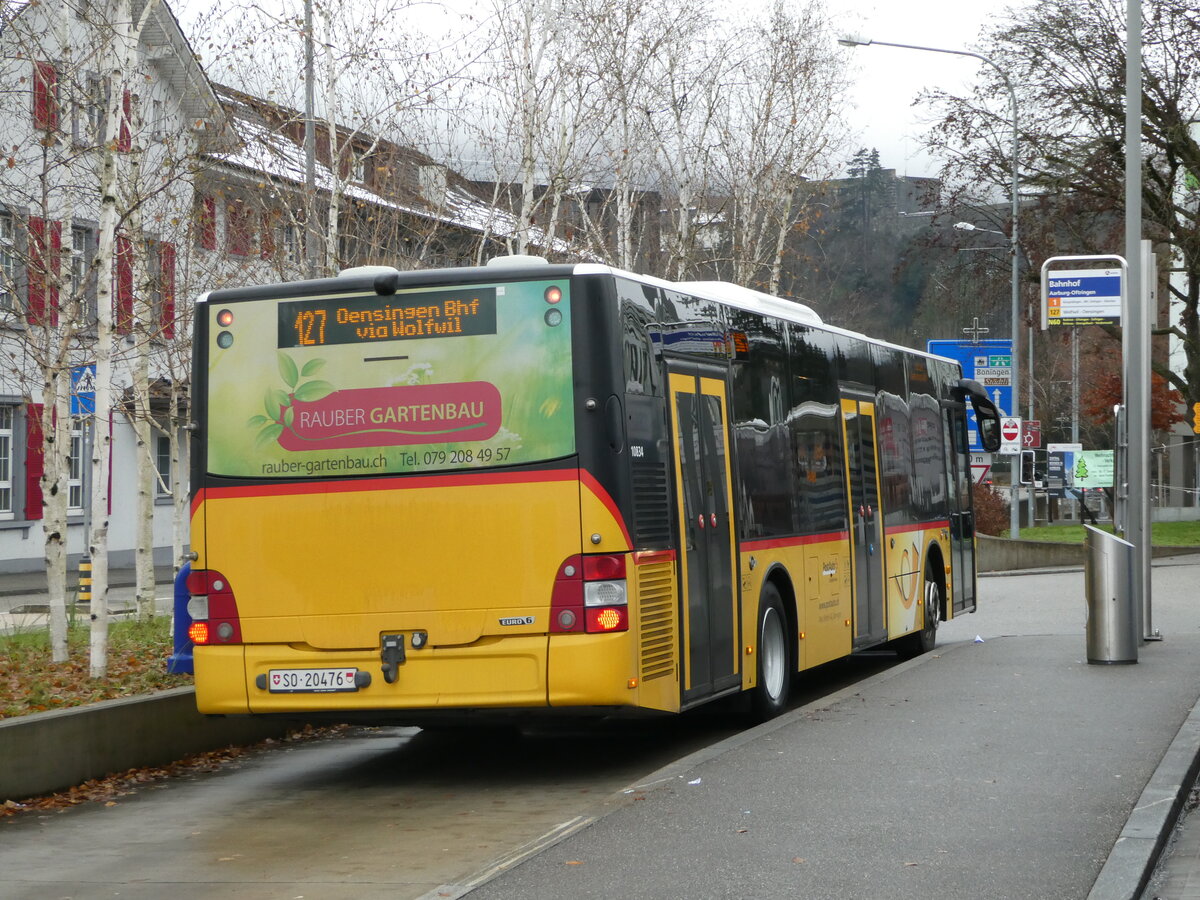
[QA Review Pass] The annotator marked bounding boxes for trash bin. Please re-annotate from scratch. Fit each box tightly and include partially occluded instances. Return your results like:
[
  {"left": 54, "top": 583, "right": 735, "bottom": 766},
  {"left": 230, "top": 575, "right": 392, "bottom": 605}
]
[{"left": 1083, "top": 525, "right": 1137, "bottom": 665}]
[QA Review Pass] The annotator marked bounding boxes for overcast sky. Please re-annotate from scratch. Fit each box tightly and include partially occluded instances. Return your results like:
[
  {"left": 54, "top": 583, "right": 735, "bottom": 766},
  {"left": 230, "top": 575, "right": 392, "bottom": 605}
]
[
  {"left": 178, "top": 0, "right": 1020, "bottom": 181},
  {"left": 828, "top": 0, "right": 1017, "bottom": 179}
]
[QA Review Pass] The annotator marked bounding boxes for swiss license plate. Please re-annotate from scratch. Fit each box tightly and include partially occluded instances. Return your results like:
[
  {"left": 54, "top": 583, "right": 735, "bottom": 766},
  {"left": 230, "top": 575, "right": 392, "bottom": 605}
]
[{"left": 267, "top": 668, "right": 359, "bottom": 693}]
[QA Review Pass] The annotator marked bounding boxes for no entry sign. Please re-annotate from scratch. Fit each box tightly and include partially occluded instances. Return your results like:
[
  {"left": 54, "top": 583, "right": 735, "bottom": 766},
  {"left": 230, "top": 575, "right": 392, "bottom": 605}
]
[{"left": 999, "top": 416, "right": 1022, "bottom": 455}]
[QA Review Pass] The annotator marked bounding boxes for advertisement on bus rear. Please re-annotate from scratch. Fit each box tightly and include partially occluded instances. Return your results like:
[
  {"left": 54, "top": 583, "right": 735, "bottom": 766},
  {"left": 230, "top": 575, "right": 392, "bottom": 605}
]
[{"left": 205, "top": 279, "right": 574, "bottom": 477}]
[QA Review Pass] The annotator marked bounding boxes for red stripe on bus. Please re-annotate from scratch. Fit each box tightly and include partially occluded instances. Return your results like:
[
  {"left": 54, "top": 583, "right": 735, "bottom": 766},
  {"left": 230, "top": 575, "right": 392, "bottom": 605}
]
[
  {"left": 882, "top": 520, "right": 950, "bottom": 536},
  {"left": 741, "top": 532, "right": 850, "bottom": 553},
  {"left": 578, "top": 469, "right": 634, "bottom": 548},
  {"left": 191, "top": 468, "right": 579, "bottom": 515}
]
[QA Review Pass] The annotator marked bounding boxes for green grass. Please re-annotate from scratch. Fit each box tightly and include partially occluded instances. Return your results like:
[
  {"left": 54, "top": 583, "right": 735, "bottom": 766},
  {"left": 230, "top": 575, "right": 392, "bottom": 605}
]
[
  {"left": 1004, "top": 520, "right": 1200, "bottom": 545},
  {"left": 1, "top": 616, "right": 191, "bottom": 718}
]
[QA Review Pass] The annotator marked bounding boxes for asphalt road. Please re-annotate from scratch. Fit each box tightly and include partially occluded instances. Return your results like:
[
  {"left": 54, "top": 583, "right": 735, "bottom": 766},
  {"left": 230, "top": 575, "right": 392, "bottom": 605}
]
[{"left": 4, "top": 560, "right": 1197, "bottom": 899}]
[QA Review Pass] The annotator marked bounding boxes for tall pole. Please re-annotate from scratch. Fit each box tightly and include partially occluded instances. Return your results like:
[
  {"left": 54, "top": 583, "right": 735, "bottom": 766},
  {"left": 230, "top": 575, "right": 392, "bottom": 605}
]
[
  {"left": 837, "top": 36, "right": 1021, "bottom": 537},
  {"left": 1125, "top": 0, "right": 1155, "bottom": 638},
  {"left": 303, "top": 0, "right": 318, "bottom": 279}
]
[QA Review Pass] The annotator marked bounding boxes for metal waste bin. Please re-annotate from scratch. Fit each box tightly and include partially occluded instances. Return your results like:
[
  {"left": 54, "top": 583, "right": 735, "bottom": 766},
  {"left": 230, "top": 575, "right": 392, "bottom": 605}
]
[{"left": 1083, "top": 525, "right": 1137, "bottom": 665}]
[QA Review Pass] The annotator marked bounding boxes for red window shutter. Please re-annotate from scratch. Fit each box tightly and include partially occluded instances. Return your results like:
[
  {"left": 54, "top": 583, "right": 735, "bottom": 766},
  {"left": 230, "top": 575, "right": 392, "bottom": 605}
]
[
  {"left": 118, "top": 90, "right": 132, "bottom": 152},
  {"left": 260, "top": 212, "right": 275, "bottom": 260},
  {"left": 33, "top": 61, "right": 58, "bottom": 131},
  {"left": 24, "top": 404, "right": 44, "bottom": 521},
  {"left": 227, "top": 202, "right": 251, "bottom": 257},
  {"left": 160, "top": 241, "right": 176, "bottom": 338},
  {"left": 27, "top": 217, "right": 45, "bottom": 324},
  {"left": 115, "top": 235, "right": 133, "bottom": 333},
  {"left": 199, "top": 196, "right": 216, "bottom": 250}
]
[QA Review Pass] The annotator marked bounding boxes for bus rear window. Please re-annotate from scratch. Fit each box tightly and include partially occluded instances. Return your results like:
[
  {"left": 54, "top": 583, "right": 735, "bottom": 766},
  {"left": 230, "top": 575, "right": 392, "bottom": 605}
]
[{"left": 204, "top": 279, "right": 574, "bottom": 478}]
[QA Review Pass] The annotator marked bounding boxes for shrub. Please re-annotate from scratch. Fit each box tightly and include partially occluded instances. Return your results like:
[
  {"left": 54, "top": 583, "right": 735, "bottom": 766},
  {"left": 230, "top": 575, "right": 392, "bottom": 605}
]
[{"left": 973, "top": 484, "right": 1010, "bottom": 537}]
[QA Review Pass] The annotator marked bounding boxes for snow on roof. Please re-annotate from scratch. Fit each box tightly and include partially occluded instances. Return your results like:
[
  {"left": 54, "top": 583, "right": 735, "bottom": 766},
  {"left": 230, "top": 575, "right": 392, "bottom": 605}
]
[{"left": 206, "top": 95, "right": 572, "bottom": 255}]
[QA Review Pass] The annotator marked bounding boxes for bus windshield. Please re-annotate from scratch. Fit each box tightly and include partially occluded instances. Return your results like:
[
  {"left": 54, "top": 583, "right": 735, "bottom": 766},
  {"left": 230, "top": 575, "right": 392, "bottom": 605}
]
[{"left": 204, "top": 277, "right": 575, "bottom": 478}]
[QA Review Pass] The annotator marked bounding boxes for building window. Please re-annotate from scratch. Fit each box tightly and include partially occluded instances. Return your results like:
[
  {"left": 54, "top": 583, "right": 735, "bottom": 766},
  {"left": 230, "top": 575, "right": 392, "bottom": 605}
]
[
  {"left": 69, "top": 225, "right": 98, "bottom": 322},
  {"left": 0, "top": 214, "right": 15, "bottom": 311},
  {"left": 0, "top": 405, "right": 12, "bottom": 518},
  {"left": 68, "top": 420, "right": 84, "bottom": 512},
  {"left": 86, "top": 74, "right": 104, "bottom": 142},
  {"left": 155, "top": 433, "right": 171, "bottom": 497},
  {"left": 283, "top": 223, "right": 300, "bottom": 264},
  {"left": 350, "top": 149, "right": 367, "bottom": 184}
]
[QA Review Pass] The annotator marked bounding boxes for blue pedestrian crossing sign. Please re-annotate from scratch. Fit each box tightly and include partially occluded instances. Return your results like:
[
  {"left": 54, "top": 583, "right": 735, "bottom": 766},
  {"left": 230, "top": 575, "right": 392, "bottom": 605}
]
[
  {"left": 70, "top": 364, "right": 96, "bottom": 416},
  {"left": 927, "top": 339, "right": 1014, "bottom": 452}
]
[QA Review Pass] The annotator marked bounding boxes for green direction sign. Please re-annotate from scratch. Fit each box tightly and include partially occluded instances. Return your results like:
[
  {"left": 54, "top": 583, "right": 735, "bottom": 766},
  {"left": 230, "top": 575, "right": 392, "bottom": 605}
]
[{"left": 1074, "top": 449, "right": 1114, "bottom": 489}]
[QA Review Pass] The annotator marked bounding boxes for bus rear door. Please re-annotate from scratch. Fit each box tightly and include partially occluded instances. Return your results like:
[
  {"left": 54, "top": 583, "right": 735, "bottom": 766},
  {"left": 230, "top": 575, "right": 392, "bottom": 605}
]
[
  {"left": 840, "top": 390, "right": 887, "bottom": 648},
  {"left": 946, "top": 404, "right": 978, "bottom": 614},
  {"left": 668, "top": 365, "right": 740, "bottom": 705}
]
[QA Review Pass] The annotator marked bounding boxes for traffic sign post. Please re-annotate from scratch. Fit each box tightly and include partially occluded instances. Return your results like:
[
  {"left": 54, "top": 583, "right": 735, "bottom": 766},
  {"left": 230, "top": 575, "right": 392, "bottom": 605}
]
[
  {"left": 70, "top": 364, "right": 96, "bottom": 416},
  {"left": 70, "top": 364, "right": 96, "bottom": 569},
  {"left": 1023, "top": 419, "right": 1041, "bottom": 449},
  {"left": 927, "top": 339, "right": 1014, "bottom": 451},
  {"left": 998, "top": 417, "right": 1023, "bottom": 455}
]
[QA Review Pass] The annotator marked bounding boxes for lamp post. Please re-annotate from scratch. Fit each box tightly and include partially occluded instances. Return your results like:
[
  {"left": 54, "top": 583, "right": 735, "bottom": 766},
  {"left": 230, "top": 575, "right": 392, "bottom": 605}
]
[
  {"left": 839, "top": 35, "right": 1022, "bottom": 538},
  {"left": 954, "top": 221, "right": 1034, "bottom": 425}
]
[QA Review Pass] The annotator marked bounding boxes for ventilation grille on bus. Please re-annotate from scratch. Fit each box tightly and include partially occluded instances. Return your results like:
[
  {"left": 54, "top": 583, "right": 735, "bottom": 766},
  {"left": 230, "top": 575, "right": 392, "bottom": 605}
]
[
  {"left": 631, "top": 459, "right": 672, "bottom": 545},
  {"left": 637, "top": 560, "right": 677, "bottom": 682}
]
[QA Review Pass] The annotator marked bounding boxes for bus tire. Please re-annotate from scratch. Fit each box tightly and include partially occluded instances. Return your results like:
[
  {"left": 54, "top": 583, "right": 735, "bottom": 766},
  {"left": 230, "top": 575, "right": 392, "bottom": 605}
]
[
  {"left": 751, "top": 583, "right": 792, "bottom": 721},
  {"left": 898, "top": 561, "right": 941, "bottom": 659}
]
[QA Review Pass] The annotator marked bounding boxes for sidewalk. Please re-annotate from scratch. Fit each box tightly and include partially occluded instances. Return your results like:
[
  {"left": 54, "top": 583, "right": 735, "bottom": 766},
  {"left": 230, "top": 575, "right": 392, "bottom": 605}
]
[
  {"left": 454, "top": 558, "right": 1200, "bottom": 900},
  {"left": 0, "top": 565, "right": 178, "bottom": 632}
]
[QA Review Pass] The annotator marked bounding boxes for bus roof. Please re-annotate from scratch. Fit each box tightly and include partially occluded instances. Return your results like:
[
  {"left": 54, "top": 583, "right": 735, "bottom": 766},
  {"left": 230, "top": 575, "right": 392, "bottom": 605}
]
[
  {"left": 201, "top": 257, "right": 956, "bottom": 369},
  {"left": 572, "top": 263, "right": 951, "bottom": 367}
]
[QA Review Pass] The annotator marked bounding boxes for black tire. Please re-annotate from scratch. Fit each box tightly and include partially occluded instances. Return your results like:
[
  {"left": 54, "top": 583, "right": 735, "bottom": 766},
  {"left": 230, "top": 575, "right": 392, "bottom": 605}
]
[
  {"left": 897, "top": 560, "right": 941, "bottom": 659},
  {"left": 751, "top": 583, "right": 792, "bottom": 721}
]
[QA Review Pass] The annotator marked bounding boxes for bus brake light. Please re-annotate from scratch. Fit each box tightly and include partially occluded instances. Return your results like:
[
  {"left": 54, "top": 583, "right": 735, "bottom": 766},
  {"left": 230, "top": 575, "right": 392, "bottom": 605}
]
[
  {"left": 186, "top": 568, "right": 243, "bottom": 645},
  {"left": 586, "top": 606, "right": 627, "bottom": 633}
]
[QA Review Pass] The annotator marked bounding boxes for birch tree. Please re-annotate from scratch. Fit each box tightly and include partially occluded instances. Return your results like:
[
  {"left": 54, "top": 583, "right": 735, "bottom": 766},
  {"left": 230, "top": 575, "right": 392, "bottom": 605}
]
[
  {"left": 710, "top": 0, "right": 849, "bottom": 293},
  {"left": 0, "top": 0, "right": 106, "bottom": 660}
]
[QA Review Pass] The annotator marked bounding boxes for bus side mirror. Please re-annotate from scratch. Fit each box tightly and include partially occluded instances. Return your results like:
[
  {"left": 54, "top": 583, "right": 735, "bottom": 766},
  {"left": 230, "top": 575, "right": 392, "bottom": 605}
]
[
  {"left": 976, "top": 408, "right": 1001, "bottom": 453},
  {"left": 952, "top": 378, "right": 1002, "bottom": 453}
]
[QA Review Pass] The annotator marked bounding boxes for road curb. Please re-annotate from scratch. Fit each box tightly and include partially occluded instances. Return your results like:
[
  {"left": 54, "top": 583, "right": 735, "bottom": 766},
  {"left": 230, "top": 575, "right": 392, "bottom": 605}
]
[
  {"left": 0, "top": 687, "right": 294, "bottom": 802},
  {"left": 1088, "top": 688, "right": 1200, "bottom": 899}
]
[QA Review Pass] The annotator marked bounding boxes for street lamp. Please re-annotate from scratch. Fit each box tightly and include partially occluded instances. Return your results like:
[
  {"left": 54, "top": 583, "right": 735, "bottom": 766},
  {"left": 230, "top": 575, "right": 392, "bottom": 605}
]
[{"left": 840, "top": 35, "right": 1023, "bottom": 538}]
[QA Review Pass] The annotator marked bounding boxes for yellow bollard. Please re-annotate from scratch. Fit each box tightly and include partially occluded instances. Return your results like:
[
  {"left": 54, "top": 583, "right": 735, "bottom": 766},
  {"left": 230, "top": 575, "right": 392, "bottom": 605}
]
[{"left": 78, "top": 555, "right": 92, "bottom": 605}]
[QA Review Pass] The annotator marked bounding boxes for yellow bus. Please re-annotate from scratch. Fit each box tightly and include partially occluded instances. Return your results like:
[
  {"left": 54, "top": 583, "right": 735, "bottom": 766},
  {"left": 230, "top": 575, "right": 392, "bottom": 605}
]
[{"left": 187, "top": 258, "right": 1000, "bottom": 722}]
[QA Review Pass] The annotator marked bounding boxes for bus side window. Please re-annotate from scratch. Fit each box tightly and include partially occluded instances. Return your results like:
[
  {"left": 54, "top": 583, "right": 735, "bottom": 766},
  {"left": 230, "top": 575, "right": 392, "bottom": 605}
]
[{"left": 617, "top": 278, "right": 662, "bottom": 397}]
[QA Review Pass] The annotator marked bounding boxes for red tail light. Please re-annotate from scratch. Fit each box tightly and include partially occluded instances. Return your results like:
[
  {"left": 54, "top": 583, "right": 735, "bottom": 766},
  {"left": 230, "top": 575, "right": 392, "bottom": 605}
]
[
  {"left": 550, "top": 553, "right": 630, "bottom": 634},
  {"left": 186, "top": 568, "right": 242, "bottom": 645}
]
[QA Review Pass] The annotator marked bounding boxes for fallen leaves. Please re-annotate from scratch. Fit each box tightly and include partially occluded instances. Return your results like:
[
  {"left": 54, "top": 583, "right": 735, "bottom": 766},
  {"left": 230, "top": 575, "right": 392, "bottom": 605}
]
[
  {"left": 0, "top": 724, "right": 350, "bottom": 820},
  {"left": 1, "top": 618, "right": 191, "bottom": 720}
]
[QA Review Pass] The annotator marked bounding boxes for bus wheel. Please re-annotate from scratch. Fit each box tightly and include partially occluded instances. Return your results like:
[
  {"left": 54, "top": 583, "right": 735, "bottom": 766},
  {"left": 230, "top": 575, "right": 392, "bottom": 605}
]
[
  {"left": 898, "top": 564, "right": 941, "bottom": 659},
  {"left": 751, "top": 584, "right": 791, "bottom": 721}
]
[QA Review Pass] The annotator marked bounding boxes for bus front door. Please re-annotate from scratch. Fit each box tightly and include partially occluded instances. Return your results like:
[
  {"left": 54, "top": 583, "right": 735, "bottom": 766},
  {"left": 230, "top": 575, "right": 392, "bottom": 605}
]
[
  {"left": 668, "top": 366, "right": 740, "bottom": 704},
  {"left": 946, "top": 405, "right": 978, "bottom": 614},
  {"left": 841, "top": 392, "right": 887, "bottom": 648}
]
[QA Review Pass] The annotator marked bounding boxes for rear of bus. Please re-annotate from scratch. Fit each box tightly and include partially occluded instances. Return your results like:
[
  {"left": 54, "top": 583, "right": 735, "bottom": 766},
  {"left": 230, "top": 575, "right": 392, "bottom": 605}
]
[{"left": 189, "top": 262, "right": 646, "bottom": 720}]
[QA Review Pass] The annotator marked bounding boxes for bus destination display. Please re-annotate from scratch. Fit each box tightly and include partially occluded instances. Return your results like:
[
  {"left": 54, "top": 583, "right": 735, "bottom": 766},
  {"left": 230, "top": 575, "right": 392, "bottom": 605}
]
[{"left": 279, "top": 288, "right": 497, "bottom": 348}]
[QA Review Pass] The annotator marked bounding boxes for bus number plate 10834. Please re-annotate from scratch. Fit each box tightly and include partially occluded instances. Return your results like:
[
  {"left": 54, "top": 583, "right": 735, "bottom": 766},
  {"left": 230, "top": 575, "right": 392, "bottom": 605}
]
[{"left": 267, "top": 668, "right": 359, "bottom": 693}]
